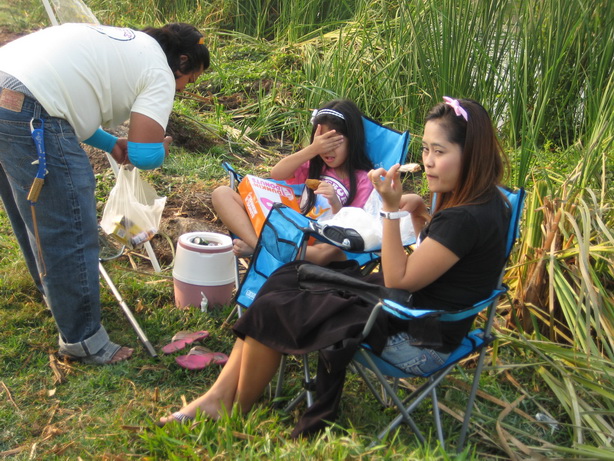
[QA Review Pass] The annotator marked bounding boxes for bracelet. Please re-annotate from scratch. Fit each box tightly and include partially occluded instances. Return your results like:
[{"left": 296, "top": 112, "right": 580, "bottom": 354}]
[{"left": 379, "top": 210, "right": 409, "bottom": 220}]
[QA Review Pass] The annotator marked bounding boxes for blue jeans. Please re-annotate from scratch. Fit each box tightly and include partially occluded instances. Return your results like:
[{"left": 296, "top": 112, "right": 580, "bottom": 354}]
[
  {"left": 380, "top": 332, "right": 450, "bottom": 376},
  {"left": 0, "top": 89, "right": 110, "bottom": 356}
]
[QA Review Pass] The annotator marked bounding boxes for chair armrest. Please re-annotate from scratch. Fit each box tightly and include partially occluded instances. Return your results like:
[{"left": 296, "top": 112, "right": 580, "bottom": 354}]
[
  {"left": 297, "top": 264, "right": 413, "bottom": 306},
  {"left": 222, "top": 161, "right": 243, "bottom": 189},
  {"left": 360, "top": 302, "right": 383, "bottom": 340}
]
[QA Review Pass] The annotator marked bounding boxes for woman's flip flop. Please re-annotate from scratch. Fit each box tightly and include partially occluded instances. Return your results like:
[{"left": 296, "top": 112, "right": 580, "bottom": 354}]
[
  {"left": 155, "top": 411, "right": 194, "bottom": 427},
  {"left": 175, "top": 346, "right": 229, "bottom": 370},
  {"left": 161, "top": 330, "right": 209, "bottom": 354}
]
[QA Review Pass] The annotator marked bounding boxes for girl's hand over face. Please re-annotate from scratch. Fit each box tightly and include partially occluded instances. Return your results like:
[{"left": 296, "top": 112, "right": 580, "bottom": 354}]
[
  {"left": 368, "top": 164, "right": 404, "bottom": 211},
  {"left": 310, "top": 124, "right": 345, "bottom": 157}
]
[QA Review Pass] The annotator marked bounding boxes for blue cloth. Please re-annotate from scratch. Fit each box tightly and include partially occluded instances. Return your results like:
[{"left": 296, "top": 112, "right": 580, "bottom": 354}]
[
  {"left": 0, "top": 89, "right": 111, "bottom": 356},
  {"left": 127, "top": 141, "right": 165, "bottom": 170},
  {"left": 83, "top": 128, "right": 118, "bottom": 153}
]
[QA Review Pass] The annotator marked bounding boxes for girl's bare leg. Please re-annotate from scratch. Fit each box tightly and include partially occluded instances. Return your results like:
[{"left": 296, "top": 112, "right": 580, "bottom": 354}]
[
  {"left": 232, "top": 239, "right": 255, "bottom": 258},
  {"left": 211, "top": 186, "right": 259, "bottom": 252},
  {"left": 305, "top": 243, "right": 346, "bottom": 265}
]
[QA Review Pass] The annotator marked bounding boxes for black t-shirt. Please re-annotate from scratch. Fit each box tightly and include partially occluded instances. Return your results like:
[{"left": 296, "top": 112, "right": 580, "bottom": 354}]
[{"left": 413, "top": 190, "right": 510, "bottom": 350}]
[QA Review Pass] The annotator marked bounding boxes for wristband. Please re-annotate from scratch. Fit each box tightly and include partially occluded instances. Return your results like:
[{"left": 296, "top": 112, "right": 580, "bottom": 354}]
[
  {"left": 83, "top": 128, "right": 118, "bottom": 153},
  {"left": 380, "top": 210, "right": 409, "bottom": 220},
  {"left": 127, "top": 141, "right": 165, "bottom": 170}
]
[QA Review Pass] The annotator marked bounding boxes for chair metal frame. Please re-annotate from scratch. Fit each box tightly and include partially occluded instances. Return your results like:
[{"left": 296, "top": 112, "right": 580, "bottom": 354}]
[{"left": 98, "top": 227, "right": 158, "bottom": 357}]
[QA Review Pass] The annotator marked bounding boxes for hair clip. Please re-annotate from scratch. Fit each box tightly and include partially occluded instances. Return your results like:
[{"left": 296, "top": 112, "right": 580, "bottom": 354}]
[
  {"left": 443, "top": 96, "right": 468, "bottom": 121},
  {"left": 310, "top": 108, "right": 345, "bottom": 125},
  {"left": 197, "top": 37, "right": 205, "bottom": 45}
]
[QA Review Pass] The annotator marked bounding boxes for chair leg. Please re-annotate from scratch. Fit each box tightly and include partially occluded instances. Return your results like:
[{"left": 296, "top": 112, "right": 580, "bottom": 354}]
[
  {"left": 98, "top": 262, "right": 157, "bottom": 357},
  {"left": 274, "top": 355, "right": 287, "bottom": 402},
  {"left": 357, "top": 351, "right": 426, "bottom": 443},
  {"left": 351, "top": 362, "right": 390, "bottom": 408},
  {"left": 302, "top": 354, "right": 314, "bottom": 407},
  {"left": 223, "top": 305, "right": 239, "bottom": 327},
  {"left": 357, "top": 351, "right": 460, "bottom": 445},
  {"left": 278, "top": 354, "right": 316, "bottom": 412},
  {"left": 457, "top": 347, "right": 488, "bottom": 452},
  {"left": 430, "top": 384, "right": 445, "bottom": 448}
]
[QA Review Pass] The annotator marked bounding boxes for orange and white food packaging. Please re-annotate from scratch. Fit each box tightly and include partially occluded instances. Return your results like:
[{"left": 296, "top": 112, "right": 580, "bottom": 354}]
[{"left": 238, "top": 175, "right": 301, "bottom": 235}]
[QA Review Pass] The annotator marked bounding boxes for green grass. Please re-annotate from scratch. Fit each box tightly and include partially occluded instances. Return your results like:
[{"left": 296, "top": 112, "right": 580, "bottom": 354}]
[
  {"left": 0, "top": 207, "right": 572, "bottom": 459},
  {"left": 0, "top": 197, "right": 560, "bottom": 459}
]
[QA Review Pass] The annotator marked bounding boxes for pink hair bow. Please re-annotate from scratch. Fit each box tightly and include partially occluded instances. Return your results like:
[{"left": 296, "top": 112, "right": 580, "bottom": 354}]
[{"left": 443, "top": 96, "right": 468, "bottom": 121}]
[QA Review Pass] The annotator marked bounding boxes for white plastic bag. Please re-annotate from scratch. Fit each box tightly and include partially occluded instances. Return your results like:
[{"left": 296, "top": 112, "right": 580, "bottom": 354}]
[
  {"left": 100, "top": 165, "right": 166, "bottom": 248},
  {"left": 320, "top": 190, "right": 416, "bottom": 252}
]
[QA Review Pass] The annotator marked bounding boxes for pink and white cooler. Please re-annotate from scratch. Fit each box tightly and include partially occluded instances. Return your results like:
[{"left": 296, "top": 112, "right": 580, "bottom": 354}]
[{"left": 173, "top": 232, "right": 235, "bottom": 308}]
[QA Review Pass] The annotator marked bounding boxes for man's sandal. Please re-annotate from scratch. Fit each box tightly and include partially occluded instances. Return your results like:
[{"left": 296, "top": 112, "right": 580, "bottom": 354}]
[{"left": 58, "top": 341, "right": 132, "bottom": 365}]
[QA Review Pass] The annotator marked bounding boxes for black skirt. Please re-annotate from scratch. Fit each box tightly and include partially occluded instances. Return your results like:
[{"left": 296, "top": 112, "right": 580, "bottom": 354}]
[{"left": 233, "top": 260, "right": 390, "bottom": 356}]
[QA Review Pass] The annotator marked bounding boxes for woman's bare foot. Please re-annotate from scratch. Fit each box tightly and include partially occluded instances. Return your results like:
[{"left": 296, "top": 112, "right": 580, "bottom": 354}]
[
  {"left": 158, "top": 394, "right": 226, "bottom": 426},
  {"left": 232, "top": 239, "right": 254, "bottom": 257}
]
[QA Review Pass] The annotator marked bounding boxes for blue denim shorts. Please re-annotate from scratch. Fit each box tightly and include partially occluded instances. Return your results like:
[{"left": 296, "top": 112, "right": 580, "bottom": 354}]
[{"left": 380, "top": 332, "right": 451, "bottom": 376}]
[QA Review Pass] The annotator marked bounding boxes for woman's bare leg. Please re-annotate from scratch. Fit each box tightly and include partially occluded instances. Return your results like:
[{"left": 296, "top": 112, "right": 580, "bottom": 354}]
[
  {"left": 235, "top": 336, "right": 282, "bottom": 411},
  {"left": 211, "top": 186, "right": 259, "bottom": 252},
  {"left": 159, "top": 336, "right": 282, "bottom": 423},
  {"left": 159, "top": 339, "right": 245, "bottom": 423}
]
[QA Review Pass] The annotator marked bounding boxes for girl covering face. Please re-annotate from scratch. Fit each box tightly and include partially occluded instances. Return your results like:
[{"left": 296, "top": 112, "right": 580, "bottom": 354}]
[
  {"left": 212, "top": 99, "right": 375, "bottom": 265},
  {"left": 293, "top": 99, "right": 374, "bottom": 216}
]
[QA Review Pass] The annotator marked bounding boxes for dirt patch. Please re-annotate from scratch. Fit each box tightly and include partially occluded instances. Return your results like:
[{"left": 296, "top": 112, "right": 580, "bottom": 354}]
[
  {"left": 165, "top": 112, "right": 217, "bottom": 153},
  {"left": 154, "top": 180, "right": 227, "bottom": 266}
]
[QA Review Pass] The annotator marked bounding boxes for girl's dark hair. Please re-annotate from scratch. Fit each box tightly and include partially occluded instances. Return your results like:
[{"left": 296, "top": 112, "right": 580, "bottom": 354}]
[
  {"left": 302, "top": 99, "right": 373, "bottom": 213},
  {"left": 425, "top": 98, "right": 508, "bottom": 212},
  {"left": 142, "top": 23, "right": 210, "bottom": 77}
]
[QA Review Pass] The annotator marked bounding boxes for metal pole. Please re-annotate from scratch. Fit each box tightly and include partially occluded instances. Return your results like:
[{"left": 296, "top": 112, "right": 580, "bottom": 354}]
[{"left": 99, "top": 262, "right": 157, "bottom": 357}]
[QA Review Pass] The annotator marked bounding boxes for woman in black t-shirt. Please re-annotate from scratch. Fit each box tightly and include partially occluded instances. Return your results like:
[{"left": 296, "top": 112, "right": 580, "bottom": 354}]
[{"left": 158, "top": 98, "right": 510, "bottom": 434}]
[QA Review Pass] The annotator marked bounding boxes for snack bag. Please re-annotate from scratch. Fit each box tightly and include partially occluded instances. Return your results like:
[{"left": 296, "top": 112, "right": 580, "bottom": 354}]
[
  {"left": 238, "top": 175, "right": 301, "bottom": 235},
  {"left": 100, "top": 165, "right": 166, "bottom": 247}
]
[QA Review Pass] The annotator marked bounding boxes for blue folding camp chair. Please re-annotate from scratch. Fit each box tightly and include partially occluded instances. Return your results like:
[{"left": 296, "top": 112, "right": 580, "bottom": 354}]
[
  {"left": 223, "top": 116, "right": 410, "bottom": 406},
  {"left": 294, "top": 186, "right": 524, "bottom": 449},
  {"left": 226, "top": 115, "right": 411, "bottom": 313}
]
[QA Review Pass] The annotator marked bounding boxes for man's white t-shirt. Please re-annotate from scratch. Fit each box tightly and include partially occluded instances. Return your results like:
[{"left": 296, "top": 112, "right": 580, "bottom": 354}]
[{"left": 0, "top": 23, "right": 175, "bottom": 139}]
